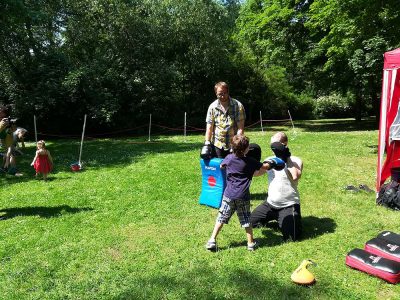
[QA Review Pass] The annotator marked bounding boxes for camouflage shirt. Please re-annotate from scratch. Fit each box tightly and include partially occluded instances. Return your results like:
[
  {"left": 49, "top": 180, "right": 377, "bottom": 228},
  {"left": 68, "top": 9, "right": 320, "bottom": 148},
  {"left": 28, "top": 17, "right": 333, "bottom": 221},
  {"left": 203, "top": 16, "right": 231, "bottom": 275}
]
[{"left": 206, "top": 98, "right": 246, "bottom": 150}]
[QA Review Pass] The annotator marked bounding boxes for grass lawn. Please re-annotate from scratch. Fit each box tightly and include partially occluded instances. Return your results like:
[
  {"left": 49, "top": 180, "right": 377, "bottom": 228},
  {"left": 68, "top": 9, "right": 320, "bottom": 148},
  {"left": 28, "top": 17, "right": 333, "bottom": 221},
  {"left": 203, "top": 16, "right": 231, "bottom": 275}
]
[{"left": 0, "top": 119, "right": 399, "bottom": 299}]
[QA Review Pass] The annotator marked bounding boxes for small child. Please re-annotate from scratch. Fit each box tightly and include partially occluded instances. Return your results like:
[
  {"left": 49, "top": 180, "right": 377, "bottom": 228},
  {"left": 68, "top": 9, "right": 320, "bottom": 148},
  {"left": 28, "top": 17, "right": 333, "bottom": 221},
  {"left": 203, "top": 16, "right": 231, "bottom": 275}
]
[
  {"left": 205, "top": 134, "right": 284, "bottom": 251},
  {"left": 31, "top": 140, "right": 53, "bottom": 180}
]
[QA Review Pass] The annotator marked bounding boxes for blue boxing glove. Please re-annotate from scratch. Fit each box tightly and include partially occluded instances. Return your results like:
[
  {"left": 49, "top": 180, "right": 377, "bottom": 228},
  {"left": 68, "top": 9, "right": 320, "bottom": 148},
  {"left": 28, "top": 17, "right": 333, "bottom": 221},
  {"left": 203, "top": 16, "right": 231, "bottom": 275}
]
[{"left": 264, "top": 157, "right": 285, "bottom": 171}]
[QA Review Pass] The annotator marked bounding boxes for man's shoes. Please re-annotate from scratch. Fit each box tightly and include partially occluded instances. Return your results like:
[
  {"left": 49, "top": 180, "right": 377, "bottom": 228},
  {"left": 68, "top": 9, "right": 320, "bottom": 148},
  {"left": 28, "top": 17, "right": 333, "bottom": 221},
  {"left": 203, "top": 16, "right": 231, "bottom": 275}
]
[
  {"left": 205, "top": 240, "right": 217, "bottom": 251},
  {"left": 247, "top": 241, "right": 258, "bottom": 251},
  {"left": 344, "top": 184, "right": 374, "bottom": 193},
  {"left": 359, "top": 184, "right": 374, "bottom": 193},
  {"left": 344, "top": 185, "right": 360, "bottom": 192}
]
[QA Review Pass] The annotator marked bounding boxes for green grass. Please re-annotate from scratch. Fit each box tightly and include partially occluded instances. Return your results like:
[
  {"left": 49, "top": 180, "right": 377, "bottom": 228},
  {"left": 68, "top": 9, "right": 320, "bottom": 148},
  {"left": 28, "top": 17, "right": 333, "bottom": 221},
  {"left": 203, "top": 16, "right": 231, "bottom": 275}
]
[{"left": 0, "top": 119, "right": 399, "bottom": 299}]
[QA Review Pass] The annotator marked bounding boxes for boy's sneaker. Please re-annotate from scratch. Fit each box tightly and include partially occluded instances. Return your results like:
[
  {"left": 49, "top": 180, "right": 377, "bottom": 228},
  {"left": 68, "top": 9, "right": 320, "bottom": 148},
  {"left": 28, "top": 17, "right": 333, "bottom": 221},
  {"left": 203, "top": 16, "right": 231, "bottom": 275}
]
[
  {"left": 205, "top": 240, "right": 217, "bottom": 251},
  {"left": 247, "top": 241, "right": 258, "bottom": 251}
]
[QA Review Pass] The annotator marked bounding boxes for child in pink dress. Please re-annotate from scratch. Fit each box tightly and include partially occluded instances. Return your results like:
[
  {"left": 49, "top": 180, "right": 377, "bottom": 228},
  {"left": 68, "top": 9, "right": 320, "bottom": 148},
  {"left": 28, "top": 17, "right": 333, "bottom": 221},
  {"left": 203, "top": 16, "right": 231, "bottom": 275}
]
[{"left": 31, "top": 140, "right": 53, "bottom": 180}]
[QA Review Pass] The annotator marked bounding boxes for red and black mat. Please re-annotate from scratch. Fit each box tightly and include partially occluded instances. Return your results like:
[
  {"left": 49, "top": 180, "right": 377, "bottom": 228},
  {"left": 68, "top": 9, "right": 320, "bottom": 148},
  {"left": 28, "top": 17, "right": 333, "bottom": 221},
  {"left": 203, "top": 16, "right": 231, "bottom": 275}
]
[
  {"left": 346, "top": 248, "right": 400, "bottom": 284},
  {"left": 345, "top": 231, "right": 400, "bottom": 284}
]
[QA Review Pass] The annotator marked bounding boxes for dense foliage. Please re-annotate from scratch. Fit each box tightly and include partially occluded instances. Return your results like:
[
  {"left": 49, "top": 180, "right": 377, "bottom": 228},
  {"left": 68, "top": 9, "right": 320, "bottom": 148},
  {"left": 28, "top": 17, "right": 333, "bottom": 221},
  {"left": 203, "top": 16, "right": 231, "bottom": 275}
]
[
  {"left": 234, "top": 0, "right": 400, "bottom": 121},
  {"left": 1, "top": 0, "right": 400, "bottom": 133}
]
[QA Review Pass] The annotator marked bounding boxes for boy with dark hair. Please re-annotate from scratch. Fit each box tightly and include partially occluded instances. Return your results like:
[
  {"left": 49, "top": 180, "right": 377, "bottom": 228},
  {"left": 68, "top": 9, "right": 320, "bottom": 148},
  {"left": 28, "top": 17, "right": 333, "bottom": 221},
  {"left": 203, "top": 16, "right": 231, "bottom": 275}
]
[{"left": 205, "top": 134, "right": 284, "bottom": 251}]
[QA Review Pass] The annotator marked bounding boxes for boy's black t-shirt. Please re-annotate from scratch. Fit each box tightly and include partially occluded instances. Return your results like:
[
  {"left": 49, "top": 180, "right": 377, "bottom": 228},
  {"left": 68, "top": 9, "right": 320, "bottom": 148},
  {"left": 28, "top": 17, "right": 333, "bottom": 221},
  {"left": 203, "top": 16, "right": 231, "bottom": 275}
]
[{"left": 222, "top": 153, "right": 263, "bottom": 200}]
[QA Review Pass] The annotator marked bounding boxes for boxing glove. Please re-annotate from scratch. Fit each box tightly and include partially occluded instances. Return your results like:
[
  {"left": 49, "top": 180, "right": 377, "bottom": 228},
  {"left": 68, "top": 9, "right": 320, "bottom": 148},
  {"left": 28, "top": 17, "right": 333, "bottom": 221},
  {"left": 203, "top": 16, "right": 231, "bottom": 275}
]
[
  {"left": 200, "top": 142, "right": 213, "bottom": 160},
  {"left": 271, "top": 142, "right": 291, "bottom": 162},
  {"left": 264, "top": 157, "right": 285, "bottom": 171}
]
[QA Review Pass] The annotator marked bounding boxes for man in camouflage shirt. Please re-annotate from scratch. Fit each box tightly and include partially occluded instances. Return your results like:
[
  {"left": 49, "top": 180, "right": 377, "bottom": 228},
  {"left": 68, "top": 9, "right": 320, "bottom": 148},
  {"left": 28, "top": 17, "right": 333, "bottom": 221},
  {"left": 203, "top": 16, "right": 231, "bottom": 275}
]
[{"left": 205, "top": 82, "right": 246, "bottom": 158}]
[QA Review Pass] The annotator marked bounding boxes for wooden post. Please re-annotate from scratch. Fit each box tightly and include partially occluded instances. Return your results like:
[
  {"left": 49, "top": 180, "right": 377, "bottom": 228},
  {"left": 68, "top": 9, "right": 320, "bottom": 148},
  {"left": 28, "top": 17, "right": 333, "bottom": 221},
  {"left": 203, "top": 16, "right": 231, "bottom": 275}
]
[
  {"left": 184, "top": 112, "right": 187, "bottom": 142},
  {"left": 148, "top": 114, "right": 152, "bottom": 142}
]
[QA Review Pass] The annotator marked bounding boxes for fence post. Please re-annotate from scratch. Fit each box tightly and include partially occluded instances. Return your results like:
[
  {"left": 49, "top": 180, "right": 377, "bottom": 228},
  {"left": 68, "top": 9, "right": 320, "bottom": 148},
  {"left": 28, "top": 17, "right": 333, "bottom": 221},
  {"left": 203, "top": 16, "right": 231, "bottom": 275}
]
[
  {"left": 184, "top": 112, "right": 187, "bottom": 142},
  {"left": 260, "top": 111, "right": 264, "bottom": 133},
  {"left": 148, "top": 114, "right": 152, "bottom": 142},
  {"left": 78, "top": 114, "right": 87, "bottom": 166},
  {"left": 288, "top": 110, "right": 295, "bottom": 131},
  {"left": 34, "top": 115, "right": 38, "bottom": 142}
]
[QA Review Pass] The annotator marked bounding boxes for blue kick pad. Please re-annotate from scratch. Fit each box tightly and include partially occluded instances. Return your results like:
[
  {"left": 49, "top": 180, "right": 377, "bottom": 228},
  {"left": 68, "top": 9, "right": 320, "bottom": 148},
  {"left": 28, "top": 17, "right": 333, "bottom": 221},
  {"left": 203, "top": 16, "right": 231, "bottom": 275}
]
[{"left": 199, "top": 158, "right": 226, "bottom": 209}]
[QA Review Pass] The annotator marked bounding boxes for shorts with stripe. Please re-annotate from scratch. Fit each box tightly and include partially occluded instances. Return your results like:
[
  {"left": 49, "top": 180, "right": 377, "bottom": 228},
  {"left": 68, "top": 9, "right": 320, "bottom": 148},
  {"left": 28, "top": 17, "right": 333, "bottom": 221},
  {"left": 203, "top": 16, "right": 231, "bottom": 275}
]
[{"left": 217, "top": 195, "right": 251, "bottom": 228}]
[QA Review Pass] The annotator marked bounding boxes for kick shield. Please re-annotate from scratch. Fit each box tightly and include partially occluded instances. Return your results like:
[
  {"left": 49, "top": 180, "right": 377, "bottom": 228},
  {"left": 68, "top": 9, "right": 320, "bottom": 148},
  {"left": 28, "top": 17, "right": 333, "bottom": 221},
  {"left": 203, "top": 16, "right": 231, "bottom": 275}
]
[{"left": 199, "top": 158, "right": 226, "bottom": 209}]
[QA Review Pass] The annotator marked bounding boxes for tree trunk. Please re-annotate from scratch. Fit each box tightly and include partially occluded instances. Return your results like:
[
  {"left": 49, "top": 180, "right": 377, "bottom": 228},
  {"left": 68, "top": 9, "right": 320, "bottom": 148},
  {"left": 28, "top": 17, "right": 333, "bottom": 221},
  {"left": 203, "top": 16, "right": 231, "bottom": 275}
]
[{"left": 355, "top": 92, "right": 362, "bottom": 121}]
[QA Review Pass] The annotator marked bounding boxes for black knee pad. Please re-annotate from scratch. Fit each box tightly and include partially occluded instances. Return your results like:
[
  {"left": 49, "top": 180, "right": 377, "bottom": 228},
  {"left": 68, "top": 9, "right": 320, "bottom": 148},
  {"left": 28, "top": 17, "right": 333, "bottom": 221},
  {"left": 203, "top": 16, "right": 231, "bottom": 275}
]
[{"left": 365, "top": 237, "right": 400, "bottom": 262}]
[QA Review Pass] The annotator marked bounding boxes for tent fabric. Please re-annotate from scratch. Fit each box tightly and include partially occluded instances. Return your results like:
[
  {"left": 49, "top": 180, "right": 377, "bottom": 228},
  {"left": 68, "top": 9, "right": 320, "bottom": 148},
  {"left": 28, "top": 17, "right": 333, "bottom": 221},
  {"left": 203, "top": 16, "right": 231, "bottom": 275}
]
[
  {"left": 377, "top": 48, "right": 400, "bottom": 191},
  {"left": 384, "top": 48, "right": 400, "bottom": 69}
]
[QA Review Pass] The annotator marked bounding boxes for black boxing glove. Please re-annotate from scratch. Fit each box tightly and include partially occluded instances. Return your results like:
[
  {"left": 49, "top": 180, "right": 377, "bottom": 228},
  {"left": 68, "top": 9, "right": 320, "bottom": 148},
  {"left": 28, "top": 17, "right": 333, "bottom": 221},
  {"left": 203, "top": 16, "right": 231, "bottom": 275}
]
[{"left": 270, "top": 142, "right": 291, "bottom": 162}]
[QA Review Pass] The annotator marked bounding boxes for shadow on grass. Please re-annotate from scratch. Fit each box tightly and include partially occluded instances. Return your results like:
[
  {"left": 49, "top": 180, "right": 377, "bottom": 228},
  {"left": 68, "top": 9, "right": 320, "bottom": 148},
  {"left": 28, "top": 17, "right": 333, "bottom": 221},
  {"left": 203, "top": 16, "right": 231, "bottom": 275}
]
[
  {"left": 301, "top": 216, "right": 337, "bottom": 240},
  {"left": 117, "top": 265, "right": 360, "bottom": 299},
  {"left": 38, "top": 138, "right": 200, "bottom": 172},
  {"left": 0, "top": 171, "right": 75, "bottom": 187},
  {"left": 0, "top": 205, "right": 93, "bottom": 220},
  {"left": 117, "top": 267, "right": 313, "bottom": 299},
  {"left": 294, "top": 118, "right": 377, "bottom": 132},
  {"left": 227, "top": 216, "right": 337, "bottom": 248},
  {"left": 0, "top": 138, "right": 201, "bottom": 186},
  {"left": 246, "top": 118, "right": 377, "bottom": 133}
]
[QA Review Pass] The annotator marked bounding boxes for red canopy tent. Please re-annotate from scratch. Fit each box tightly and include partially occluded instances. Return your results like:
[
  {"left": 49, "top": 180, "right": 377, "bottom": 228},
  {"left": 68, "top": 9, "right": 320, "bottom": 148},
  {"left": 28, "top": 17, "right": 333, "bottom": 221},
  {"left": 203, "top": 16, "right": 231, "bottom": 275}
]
[{"left": 377, "top": 48, "right": 400, "bottom": 191}]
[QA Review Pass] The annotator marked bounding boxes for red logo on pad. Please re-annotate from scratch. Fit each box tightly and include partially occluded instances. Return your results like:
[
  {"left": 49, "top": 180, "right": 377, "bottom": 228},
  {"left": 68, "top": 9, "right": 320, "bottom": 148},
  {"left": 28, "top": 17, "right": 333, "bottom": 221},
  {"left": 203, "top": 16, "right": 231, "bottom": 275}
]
[{"left": 208, "top": 176, "right": 216, "bottom": 187}]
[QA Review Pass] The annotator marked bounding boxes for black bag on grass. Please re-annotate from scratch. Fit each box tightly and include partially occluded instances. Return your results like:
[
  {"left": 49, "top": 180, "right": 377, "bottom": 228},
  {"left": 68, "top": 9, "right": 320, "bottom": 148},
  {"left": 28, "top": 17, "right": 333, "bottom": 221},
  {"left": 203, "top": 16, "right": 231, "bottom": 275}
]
[{"left": 377, "top": 180, "right": 400, "bottom": 210}]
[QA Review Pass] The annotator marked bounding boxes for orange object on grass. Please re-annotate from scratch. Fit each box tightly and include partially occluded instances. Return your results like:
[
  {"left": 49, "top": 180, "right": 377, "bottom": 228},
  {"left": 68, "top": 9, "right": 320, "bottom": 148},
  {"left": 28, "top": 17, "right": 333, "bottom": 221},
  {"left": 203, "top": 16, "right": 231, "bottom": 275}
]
[{"left": 291, "top": 260, "right": 316, "bottom": 285}]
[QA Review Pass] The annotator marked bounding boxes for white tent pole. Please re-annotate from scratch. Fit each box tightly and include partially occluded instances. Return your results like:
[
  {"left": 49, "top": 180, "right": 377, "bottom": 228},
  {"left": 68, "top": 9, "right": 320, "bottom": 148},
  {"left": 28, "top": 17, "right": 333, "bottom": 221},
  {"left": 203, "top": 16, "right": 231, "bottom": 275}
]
[
  {"left": 78, "top": 114, "right": 87, "bottom": 166},
  {"left": 148, "top": 114, "right": 152, "bottom": 142},
  {"left": 260, "top": 111, "right": 264, "bottom": 133},
  {"left": 33, "top": 115, "right": 37, "bottom": 143},
  {"left": 377, "top": 69, "right": 395, "bottom": 190}
]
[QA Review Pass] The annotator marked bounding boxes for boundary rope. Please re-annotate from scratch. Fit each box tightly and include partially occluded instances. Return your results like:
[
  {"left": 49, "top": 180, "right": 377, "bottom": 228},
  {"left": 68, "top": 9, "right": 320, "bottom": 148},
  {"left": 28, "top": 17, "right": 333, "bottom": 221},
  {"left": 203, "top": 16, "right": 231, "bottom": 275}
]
[{"left": 34, "top": 115, "right": 294, "bottom": 139}]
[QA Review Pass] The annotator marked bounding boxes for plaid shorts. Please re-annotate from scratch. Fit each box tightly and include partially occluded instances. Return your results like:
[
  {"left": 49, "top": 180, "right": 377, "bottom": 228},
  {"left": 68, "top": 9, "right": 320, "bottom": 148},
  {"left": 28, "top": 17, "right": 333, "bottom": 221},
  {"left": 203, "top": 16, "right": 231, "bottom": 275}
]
[{"left": 217, "top": 195, "right": 251, "bottom": 228}]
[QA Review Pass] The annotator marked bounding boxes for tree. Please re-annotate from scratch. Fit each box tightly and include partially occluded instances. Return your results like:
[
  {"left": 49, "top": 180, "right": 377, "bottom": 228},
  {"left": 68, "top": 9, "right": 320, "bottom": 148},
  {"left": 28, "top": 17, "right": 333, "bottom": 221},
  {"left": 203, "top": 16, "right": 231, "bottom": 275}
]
[
  {"left": 306, "top": 0, "right": 400, "bottom": 120},
  {"left": 0, "top": 0, "right": 69, "bottom": 129},
  {"left": 233, "top": 0, "right": 400, "bottom": 120},
  {"left": 232, "top": 0, "right": 313, "bottom": 118},
  {"left": 0, "top": 0, "right": 239, "bottom": 132}
]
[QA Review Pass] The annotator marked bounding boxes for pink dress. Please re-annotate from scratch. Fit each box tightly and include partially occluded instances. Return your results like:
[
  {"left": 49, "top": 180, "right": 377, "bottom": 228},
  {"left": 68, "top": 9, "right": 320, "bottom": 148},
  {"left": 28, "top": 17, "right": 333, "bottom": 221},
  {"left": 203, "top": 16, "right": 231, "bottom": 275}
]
[{"left": 33, "top": 151, "right": 52, "bottom": 174}]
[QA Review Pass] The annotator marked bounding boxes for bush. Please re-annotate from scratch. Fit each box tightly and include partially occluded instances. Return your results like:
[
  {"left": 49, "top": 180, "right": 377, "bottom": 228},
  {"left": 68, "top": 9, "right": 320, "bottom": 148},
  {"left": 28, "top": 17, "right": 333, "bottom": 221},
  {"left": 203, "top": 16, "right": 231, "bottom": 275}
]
[
  {"left": 288, "top": 93, "right": 316, "bottom": 120},
  {"left": 313, "top": 93, "right": 354, "bottom": 119}
]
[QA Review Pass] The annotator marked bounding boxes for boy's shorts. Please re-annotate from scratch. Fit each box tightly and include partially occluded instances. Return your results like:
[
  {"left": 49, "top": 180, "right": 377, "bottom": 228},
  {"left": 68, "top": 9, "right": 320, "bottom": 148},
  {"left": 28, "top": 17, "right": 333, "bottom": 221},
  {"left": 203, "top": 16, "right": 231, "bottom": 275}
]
[{"left": 217, "top": 195, "right": 251, "bottom": 228}]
